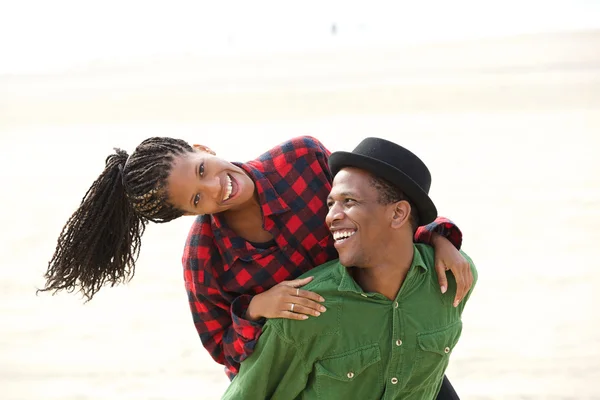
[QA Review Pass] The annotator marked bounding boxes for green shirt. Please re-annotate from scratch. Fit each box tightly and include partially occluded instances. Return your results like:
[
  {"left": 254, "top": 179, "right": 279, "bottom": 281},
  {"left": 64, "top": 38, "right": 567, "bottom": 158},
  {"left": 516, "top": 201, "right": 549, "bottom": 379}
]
[{"left": 223, "top": 244, "right": 477, "bottom": 400}]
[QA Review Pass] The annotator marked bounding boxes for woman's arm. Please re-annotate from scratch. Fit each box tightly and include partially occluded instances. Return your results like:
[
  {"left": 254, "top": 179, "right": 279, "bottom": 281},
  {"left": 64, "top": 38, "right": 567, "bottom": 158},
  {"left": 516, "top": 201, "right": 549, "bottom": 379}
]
[
  {"left": 185, "top": 276, "right": 265, "bottom": 378},
  {"left": 414, "top": 217, "right": 473, "bottom": 307}
]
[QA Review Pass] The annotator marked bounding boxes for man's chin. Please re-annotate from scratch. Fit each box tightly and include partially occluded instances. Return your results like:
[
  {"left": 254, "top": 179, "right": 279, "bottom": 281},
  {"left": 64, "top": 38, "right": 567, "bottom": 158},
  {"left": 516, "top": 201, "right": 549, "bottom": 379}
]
[{"left": 339, "top": 254, "right": 353, "bottom": 267}]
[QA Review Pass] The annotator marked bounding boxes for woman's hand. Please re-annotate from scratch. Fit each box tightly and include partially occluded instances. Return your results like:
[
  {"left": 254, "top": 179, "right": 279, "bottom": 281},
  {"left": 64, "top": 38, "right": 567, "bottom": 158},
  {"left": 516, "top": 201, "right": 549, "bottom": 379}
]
[
  {"left": 246, "top": 277, "right": 326, "bottom": 321},
  {"left": 432, "top": 233, "right": 474, "bottom": 307}
]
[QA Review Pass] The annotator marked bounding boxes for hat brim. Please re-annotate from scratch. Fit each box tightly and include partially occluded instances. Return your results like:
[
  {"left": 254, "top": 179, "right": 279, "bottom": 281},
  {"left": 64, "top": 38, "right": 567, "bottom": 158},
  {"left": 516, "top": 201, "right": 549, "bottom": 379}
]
[{"left": 329, "top": 151, "right": 438, "bottom": 225}]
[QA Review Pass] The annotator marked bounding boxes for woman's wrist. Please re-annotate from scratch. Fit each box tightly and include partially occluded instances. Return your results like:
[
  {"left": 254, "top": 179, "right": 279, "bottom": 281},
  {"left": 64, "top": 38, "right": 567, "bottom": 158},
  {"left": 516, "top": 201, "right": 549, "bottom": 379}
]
[
  {"left": 431, "top": 232, "right": 444, "bottom": 247},
  {"left": 245, "top": 294, "right": 262, "bottom": 321}
]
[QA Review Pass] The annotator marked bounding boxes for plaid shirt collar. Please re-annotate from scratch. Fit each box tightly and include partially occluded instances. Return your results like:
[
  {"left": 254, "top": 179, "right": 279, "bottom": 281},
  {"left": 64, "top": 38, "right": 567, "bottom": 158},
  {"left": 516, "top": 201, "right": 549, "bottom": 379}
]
[{"left": 209, "top": 161, "right": 291, "bottom": 268}]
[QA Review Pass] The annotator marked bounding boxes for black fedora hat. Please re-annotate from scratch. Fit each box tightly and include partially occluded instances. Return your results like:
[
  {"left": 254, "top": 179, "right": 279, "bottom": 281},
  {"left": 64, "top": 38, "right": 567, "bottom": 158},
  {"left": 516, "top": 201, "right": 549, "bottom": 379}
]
[{"left": 328, "top": 137, "right": 437, "bottom": 225}]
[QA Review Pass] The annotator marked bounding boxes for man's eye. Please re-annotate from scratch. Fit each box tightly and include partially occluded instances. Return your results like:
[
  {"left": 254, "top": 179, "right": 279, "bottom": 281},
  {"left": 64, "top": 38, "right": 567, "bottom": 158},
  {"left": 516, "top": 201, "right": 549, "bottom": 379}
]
[
  {"left": 199, "top": 163, "right": 205, "bottom": 177},
  {"left": 194, "top": 194, "right": 201, "bottom": 206},
  {"left": 344, "top": 198, "right": 355, "bottom": 204}
]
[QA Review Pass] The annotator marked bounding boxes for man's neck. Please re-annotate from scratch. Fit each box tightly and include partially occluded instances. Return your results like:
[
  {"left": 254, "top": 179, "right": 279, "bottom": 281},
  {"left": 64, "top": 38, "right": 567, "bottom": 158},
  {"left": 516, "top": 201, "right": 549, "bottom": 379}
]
[{"left": 354, "top": 240, "right": 415, "bottom": 301}]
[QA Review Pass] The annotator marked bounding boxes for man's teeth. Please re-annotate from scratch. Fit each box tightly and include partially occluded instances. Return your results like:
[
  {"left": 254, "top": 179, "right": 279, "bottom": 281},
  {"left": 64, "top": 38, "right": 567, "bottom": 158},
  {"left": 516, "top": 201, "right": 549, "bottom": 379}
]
[
  {"left": 223, "top": 175, "right": 233, "bottom": 201},
  {"left": 333, "top": 230, "right": 355, "bottom": 241}
]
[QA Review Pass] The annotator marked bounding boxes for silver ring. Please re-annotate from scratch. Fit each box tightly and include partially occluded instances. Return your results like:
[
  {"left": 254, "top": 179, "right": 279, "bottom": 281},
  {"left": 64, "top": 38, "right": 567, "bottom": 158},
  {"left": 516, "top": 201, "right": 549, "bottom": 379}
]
[
  {"left": 290, "top": 303, "right": 295, "bottom": 312},
  {"left": 296, "top": 288, "right": 300, "bottom": 296}
]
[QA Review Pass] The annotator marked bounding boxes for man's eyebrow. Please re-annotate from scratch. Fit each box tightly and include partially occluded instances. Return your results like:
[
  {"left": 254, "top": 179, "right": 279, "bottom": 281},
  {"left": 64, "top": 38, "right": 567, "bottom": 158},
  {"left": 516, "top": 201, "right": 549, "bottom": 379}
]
[{"left": 328, "top": 191, "right": 359, "bottom": 200}]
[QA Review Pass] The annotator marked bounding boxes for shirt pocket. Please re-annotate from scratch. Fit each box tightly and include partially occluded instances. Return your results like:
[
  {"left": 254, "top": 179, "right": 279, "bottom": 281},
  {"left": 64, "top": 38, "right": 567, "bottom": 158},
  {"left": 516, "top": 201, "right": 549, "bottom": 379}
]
[
  {"left": 412, "top": 320, "right": 463, "bottom": 389},
  {"left": 314, "top": 344, "right": 383, "bottom": 400}
]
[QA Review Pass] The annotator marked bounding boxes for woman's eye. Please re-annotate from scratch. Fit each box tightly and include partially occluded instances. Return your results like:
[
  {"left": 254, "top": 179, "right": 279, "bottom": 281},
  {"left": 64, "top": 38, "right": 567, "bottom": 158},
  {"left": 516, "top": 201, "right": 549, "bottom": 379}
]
[
  {"left": 199, "top": 163, "right": 205, "bottom": 177},
  {"left": 194, "top": 194, "right": 201, "bottom": 206}
]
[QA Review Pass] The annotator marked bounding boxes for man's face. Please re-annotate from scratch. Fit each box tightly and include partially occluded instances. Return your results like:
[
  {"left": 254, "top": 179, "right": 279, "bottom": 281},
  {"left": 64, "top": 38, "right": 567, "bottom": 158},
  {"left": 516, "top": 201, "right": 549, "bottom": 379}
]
[
  {"left": 325, "top": 167, "right": 394, "bottom": 268},
  {"left": 167, "top": 148, "right": 255, "bottom": 215}
]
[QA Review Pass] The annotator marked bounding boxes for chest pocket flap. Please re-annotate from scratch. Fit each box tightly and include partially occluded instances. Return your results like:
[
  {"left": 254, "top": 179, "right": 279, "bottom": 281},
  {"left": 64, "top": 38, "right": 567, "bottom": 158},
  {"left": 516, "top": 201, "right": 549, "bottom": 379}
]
[
  {"left": 417, "top": 320, "right": 463, "bottom": 356},
  {"left": 315, "top": 344, "right": 381, "bottom": 382}
]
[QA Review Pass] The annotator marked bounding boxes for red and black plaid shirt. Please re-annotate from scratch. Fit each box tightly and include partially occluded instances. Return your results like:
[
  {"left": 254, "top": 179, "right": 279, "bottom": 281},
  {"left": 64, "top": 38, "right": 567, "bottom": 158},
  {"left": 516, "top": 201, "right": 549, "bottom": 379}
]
[{"left": 182, "top": 136, "right": 462, "bottom": 379}]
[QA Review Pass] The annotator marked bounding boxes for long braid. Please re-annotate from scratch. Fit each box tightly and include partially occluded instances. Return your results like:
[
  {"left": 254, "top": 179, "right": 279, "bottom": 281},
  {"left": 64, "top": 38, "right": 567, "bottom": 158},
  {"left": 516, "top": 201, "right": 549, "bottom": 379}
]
[{"left": 40, "top": 137, "right": 193, "bottom": 301}]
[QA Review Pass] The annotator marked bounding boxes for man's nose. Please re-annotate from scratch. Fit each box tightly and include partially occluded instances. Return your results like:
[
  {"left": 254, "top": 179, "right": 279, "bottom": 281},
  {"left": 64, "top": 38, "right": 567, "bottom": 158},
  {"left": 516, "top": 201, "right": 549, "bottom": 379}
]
[{"left": 326, "top": 203, "right": 344, "bottom": 225}]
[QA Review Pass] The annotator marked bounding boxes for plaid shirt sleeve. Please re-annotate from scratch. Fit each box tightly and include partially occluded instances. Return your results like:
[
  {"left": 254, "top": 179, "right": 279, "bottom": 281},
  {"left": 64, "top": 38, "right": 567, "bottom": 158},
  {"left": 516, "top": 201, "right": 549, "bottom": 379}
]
[
  {"left": 185, "top": 266, "right": 264, "bottom": 378},
  {"left": 414, "top": 216, "right": 463, "bottom": 249}
]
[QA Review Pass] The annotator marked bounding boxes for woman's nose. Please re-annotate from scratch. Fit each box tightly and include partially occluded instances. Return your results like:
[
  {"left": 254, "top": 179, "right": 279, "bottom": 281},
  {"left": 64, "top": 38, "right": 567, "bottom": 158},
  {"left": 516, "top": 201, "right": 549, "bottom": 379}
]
[{"left": 201, "top": 176, "right": 221, "bottom": 198}]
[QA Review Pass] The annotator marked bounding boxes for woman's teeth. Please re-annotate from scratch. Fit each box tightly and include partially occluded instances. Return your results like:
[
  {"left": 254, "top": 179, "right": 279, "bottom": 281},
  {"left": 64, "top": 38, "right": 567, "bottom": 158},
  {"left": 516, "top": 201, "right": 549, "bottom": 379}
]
[{"left": 223, "top": 174, "right": 233, "bottom": 201}]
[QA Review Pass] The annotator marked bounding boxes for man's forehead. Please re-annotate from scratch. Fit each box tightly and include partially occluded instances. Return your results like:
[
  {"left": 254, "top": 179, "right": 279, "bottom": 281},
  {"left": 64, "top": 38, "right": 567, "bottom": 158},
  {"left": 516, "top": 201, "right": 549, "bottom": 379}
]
[
  {"left": 332, "top": 167, "right": 373, "bottom": 185},
  {"left": 330, "top": 168, "right": 375, "bottom": 196}
]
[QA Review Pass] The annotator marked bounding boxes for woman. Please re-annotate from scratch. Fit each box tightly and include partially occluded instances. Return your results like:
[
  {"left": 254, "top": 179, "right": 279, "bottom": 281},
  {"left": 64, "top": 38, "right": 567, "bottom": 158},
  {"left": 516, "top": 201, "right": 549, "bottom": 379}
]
[{"left": 42, "top": 135, "right": 472, "bottom": 399}]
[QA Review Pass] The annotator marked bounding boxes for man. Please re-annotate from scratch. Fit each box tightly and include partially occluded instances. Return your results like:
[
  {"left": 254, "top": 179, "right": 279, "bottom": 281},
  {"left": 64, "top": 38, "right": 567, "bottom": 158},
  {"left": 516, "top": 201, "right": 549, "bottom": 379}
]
[{"left": 222, "top": 137, "right": 477, "bottom": 400}]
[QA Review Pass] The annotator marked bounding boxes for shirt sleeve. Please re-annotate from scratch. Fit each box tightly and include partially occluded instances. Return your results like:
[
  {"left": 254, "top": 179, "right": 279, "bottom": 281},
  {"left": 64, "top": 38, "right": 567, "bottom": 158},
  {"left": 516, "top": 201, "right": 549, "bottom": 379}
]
[
  {"left": 414, "top": 216, "right": 463, "bottom": 250},
  {"left": 457, "top": 250, "right": 478, "bottom": 312},
  {"left": 222, "top": 323, "right": 310, "bottom": 400},
  {"left": 184, "top": 267, "right": 265, "bottom": 376}
]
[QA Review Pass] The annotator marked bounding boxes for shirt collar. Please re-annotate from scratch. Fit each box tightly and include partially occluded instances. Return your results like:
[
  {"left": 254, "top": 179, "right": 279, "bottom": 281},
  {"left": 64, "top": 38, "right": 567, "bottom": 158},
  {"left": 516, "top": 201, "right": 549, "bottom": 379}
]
[
  {"left": 235, "top": 161, "right": 290, "bottom": 216},
  {"left": 337, "top": 245, "right": 429, "bottom": 295}
]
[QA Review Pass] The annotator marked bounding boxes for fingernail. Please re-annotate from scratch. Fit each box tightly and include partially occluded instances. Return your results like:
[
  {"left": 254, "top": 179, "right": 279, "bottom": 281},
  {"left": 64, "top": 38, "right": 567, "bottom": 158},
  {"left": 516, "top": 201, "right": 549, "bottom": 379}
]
[
  {"left": 319, "top": 297, "right": 325, "bottom": 302},
  {"left": 453, "top": 300, "right": 460, "bottom": 307},
  {"left": 314, "top": 311, "right": 321, "bottom": 316},
  {"left": 441, "top": 285, "right": 447, "bottom": 294},
  {"left": 302, "top": 315, "right": 308, "bottom": 320},
  {"left": 320, "top": 306, "right": 327, "bottom": 312}
]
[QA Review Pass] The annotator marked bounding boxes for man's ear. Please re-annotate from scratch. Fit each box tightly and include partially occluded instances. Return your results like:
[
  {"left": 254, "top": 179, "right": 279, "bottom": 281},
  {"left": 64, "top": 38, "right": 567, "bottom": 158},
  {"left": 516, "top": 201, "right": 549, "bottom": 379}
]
[
  {"left": 391, "top": 200, "right": 411, "bottom": 229},
  {"left": 192, "top": 144, "right": 216, "bottom": 155}
]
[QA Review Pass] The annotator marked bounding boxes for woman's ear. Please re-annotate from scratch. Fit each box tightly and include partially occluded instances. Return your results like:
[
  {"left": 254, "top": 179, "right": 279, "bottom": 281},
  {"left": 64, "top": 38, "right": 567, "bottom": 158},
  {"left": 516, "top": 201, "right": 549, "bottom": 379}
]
[{"left": 192, "top": 144, "right": 216, "bottom": 155}]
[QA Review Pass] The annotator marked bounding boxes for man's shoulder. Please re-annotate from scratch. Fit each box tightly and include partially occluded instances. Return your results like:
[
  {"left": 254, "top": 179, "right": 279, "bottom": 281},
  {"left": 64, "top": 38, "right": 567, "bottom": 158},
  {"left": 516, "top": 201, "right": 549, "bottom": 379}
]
[
  {"left": 297, "top": 259, "right": 340, "bottom": 287},
  {"left": 414, "top": 243, "right": 478, "bottom": 309},
  {"left": 459, "top": 249, "right": 478, "bottom": 290},
  {"left": 267, "top": 260, "right": 343, "bottom": 342},
  {"left": 414, "top": 243, "right": 476, "bottom": 272}
]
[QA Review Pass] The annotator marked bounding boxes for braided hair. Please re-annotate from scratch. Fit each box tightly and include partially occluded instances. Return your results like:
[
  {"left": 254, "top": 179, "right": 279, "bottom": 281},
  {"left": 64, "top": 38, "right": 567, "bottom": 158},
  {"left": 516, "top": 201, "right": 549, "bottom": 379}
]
[{"left": 40, "top": 137, "right": 193, "bottom": 301}]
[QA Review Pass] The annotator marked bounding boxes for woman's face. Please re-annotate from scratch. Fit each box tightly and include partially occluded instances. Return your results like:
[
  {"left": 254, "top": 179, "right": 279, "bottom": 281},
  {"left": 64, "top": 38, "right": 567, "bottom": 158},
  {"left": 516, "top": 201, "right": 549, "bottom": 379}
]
[{"left": 166, "top": 146, "right": 256, "bottom": 215}]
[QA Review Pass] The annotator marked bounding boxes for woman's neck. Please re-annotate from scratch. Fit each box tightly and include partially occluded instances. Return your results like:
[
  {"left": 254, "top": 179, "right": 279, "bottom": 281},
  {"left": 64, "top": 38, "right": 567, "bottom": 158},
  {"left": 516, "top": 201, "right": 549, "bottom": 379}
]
[{"left": 222, "top": 192, "right": 273, "bottom": 243}]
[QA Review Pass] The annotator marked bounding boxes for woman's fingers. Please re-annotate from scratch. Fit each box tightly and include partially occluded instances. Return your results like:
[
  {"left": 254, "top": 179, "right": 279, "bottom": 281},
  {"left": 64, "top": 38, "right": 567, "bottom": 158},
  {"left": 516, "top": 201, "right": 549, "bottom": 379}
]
[
  {"left": 288, "top": 295, "right": 326, "bottom": 313},
  {"left": 283, "top": 302, "right": 322, "bottom": 318},
  {"left": 279, "top": 310, "right": 309, "bottom": 320},
  {"left": 295, "top": 288, "right": 325, "bottom": 303},
  {"left": 282, "top": 276, "right": 314, "bottom": 288}
]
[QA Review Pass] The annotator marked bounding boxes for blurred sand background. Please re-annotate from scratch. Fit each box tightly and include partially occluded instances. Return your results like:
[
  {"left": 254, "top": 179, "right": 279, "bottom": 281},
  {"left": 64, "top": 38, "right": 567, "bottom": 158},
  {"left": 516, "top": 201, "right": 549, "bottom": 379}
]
[{"left": 1, "top": 2, "right": 600, "bottom": 399}]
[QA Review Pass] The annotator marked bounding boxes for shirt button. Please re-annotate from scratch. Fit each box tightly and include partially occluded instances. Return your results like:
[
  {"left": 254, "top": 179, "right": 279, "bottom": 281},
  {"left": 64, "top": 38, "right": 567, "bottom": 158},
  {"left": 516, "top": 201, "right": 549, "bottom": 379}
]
[
  {"left": 391, "top": 377, "right": 398, "bottom": 384},
  {"left": 347, "top": 372, "right": 354, "bottom": 379},
  {"left": 393, "top": 301, "right": 399, "bottom": 309},
  {"left": 395, "top": 339, "right": 403, "bottom": 346},
  {"left": 444, "top": 347, "right": 450, "bottom": 354}
]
